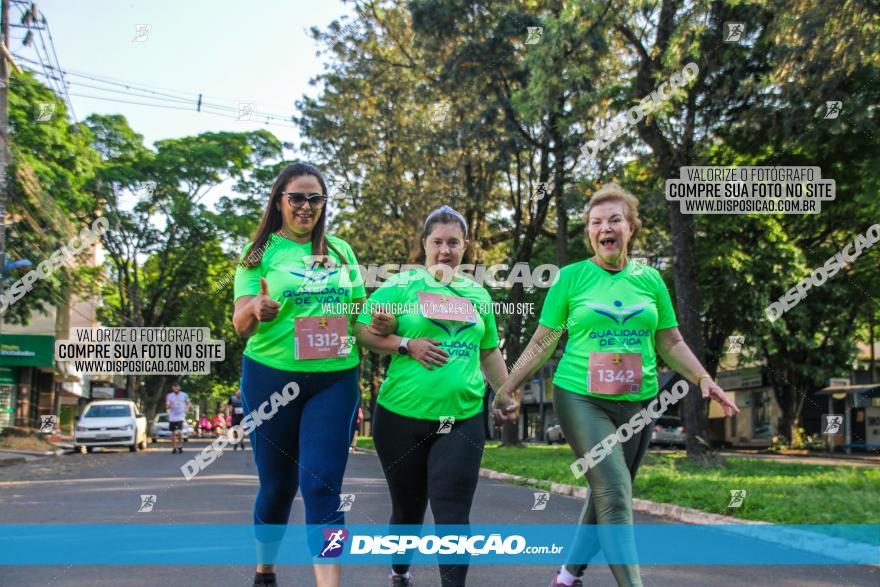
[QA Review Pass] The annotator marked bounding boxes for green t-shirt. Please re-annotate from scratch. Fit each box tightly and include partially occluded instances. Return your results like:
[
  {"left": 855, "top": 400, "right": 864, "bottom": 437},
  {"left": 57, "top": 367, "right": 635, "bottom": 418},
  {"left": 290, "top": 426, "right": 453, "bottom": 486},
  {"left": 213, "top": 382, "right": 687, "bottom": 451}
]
[
  {"left": 539, "top": 259, "right": 678, "bottom": 401},
  {"left": 356, "top": 268, "right": 499, "bottom": 420},
  {"left": 233, "top": 233, "right": 366, "bottom": 372}
]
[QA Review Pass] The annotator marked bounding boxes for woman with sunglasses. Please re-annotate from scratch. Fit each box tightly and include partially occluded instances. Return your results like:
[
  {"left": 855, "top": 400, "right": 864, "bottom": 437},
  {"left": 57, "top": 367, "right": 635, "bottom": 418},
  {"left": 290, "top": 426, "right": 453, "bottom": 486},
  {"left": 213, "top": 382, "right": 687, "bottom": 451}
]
[
  {"left": 355, "top": 205, "right": 508, "bottom": 587},
  {"left": 233, "top": 162, "right": 377, "bottom": 587}
]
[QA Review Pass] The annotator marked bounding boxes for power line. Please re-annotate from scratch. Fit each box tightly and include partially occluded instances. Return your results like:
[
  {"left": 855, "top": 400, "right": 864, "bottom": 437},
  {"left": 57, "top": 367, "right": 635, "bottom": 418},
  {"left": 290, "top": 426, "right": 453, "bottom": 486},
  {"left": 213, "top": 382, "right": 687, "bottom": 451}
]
[
  {"left": 37, "top": 61, "right": 209, "bottom": 102},
  {"left": 13, "top": 2, "right": 76, "bottom": 121},
  {"left": 16, "top": 54, "right": 296, "bottom": 116},
  {"left": 65, "top": 92, "right": 296, "bottom": 128},
  {"left": 14, "top": 5, "right": 54, "bottom": 93},
  {"left": 65, "top": 91, "right": 216, "bottom": 112},
  {"left": 39, "top": 10, "right": 76, "bottom": 121},
  {"left": 13, "top": 54, "right": 297, "bottom": 127},
  {"left": 58, "top": 79, "right": 196, "bottom": 107},
  {"left": 15, "top": 55, "right": 200, "bottom": 104}
]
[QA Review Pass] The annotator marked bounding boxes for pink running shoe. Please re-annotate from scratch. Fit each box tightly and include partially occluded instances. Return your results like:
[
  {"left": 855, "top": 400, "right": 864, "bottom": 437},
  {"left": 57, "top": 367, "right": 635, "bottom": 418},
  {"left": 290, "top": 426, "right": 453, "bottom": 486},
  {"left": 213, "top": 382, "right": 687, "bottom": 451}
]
[{"left": 547, "top": 570, "right": 582, "bottom": 587}]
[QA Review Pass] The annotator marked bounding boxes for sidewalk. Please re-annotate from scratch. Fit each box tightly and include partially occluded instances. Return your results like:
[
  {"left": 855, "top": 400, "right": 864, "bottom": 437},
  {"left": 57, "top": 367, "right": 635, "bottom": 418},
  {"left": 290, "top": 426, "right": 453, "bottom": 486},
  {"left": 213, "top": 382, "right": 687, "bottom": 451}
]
[
  {"left": 47, "top": 434, "right": 76, "bottom": 450},
  {"left": 524, "top": 441, "right": 880, "bottom": 466},
  {"left": 653, "top": 448, "right": 880, "bottom": 468},
  {"left": 0, "top": 448, "right": 63, "bottom": 467}
]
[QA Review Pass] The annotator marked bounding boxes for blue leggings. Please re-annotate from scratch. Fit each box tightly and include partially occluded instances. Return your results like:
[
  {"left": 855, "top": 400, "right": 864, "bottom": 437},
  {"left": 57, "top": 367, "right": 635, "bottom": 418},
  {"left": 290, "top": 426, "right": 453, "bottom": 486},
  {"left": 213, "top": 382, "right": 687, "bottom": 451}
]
[{"left": 240, "top": 355, "right": 360, "bottom": 560}]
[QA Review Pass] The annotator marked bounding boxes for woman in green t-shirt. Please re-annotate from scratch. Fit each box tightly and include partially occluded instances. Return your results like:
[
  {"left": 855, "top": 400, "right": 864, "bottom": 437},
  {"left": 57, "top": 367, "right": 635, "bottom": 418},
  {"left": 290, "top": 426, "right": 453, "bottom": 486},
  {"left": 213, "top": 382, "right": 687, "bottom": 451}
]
[
  {"left": 493, "top": 183, "right": 739, "bottom": 587},
  {"left": 355, "top": 205, "right": 508, "bottom": 587},
  {"left": 232, "top": 163, "right": 376, "bottom": 587}
]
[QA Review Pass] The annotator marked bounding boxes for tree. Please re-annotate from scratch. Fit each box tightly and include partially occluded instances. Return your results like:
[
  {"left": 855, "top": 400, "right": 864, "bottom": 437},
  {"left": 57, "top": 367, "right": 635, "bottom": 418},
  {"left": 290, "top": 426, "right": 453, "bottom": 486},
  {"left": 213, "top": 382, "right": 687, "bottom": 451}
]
[
  {"left": 3, "top": 71, "right": 100, "bottom": 324},
  {"left": 692, "top": 0, "right": 880, "bottom": 446},
  {"left": 84, "top": 114, "right": 281, "bottom": 419}
]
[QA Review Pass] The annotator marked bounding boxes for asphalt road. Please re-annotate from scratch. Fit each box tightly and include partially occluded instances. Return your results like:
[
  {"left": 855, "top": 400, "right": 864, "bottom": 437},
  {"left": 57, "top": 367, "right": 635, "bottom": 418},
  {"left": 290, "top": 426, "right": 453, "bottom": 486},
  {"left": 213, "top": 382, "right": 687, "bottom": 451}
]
[{"left": 0, "top": 439, "right": 876, "bottom": 586}]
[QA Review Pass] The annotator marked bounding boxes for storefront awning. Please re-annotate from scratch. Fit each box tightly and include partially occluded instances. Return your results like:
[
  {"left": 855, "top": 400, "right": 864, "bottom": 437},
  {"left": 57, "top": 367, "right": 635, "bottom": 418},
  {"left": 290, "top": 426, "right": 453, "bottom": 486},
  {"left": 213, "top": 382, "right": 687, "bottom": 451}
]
[
  {"left": 815, "top": 384, "right": 880, "bottom": 398},
  {"left": 0, "top": 334, "right": 54, "bottom": 367}
]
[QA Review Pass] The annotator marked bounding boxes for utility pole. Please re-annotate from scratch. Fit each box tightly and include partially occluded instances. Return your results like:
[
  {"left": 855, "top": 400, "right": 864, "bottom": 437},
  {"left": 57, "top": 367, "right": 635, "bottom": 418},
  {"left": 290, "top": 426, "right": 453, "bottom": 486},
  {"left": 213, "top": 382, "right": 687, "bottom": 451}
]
[
  {"left": 0, "top": 0, "right": 10, "bottom": 281},
  {"left": 869, "top": 310, "right": 876, "bottom": 384},
  {"left": 0, "top": 0, "right": 11, "bottom": 342}
]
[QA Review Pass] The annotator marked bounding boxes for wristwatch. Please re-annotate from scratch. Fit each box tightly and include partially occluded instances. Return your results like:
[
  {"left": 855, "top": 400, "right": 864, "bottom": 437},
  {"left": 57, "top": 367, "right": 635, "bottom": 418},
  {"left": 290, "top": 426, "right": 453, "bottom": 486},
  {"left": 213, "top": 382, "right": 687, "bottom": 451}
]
[{"left": 398, "top": 337, "right": 410, "bottom": 356}]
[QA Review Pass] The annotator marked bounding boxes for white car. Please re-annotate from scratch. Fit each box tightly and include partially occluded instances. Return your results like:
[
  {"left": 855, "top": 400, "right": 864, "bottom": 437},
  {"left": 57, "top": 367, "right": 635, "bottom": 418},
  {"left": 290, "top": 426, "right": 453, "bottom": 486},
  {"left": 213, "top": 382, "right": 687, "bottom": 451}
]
[
  {"left": 74, "top": 399, "right": 148, "bottom": 453},
  {"left": 650, "top": 416, "right": 687, "bottom": 447},
  {"left": 151, "top": 412, "right": 192, "bottom": 443}
]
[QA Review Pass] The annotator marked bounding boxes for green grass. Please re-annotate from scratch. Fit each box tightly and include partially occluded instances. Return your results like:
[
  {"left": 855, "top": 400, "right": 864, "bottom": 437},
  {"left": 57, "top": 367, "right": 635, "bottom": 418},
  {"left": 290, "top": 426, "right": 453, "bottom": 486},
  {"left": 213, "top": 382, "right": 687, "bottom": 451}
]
[{"left": 357, "top": 438, "right": 880, "bottom": 528}]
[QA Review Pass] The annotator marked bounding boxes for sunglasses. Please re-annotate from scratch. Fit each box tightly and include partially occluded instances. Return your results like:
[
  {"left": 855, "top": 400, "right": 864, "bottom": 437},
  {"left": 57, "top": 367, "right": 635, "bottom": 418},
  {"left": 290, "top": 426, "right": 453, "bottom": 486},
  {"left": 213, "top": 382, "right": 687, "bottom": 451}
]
[{"left": 281, "top": 192, "right": 327, "bottom": 208}]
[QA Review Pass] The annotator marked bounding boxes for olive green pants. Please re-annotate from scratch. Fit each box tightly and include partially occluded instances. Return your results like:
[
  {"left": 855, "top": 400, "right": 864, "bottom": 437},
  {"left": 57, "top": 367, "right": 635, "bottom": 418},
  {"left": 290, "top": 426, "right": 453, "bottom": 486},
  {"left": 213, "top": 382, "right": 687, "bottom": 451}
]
[{"left": 555, "top": 387, "right": 653, "bottom": 587}]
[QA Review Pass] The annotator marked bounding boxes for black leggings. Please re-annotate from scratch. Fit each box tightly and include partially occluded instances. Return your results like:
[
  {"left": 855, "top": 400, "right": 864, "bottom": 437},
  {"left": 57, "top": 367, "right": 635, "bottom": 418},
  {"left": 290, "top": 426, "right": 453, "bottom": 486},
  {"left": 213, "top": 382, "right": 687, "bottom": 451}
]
[{"left": 373, "top": 404, "right": 485, "bottom": 587}]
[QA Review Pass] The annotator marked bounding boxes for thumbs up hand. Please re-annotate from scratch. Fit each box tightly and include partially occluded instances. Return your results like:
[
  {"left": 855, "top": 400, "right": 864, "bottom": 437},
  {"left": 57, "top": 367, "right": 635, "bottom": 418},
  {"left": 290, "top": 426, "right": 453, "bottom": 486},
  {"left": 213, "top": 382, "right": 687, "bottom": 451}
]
[{"left": 253, "top": 277, "right": 281, "bottom": 322}]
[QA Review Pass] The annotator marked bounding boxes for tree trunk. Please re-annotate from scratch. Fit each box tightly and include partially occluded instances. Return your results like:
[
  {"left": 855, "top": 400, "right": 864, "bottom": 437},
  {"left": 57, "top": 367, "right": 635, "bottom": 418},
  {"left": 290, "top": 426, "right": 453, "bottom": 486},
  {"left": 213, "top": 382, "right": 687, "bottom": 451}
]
[
  {"left": 145, "top": 375, "right": 167, "bottom": 423},
  {"left": 496, "top": 151, "right": 554, "bottom": 447},
  {"left": 668, "top": 204, "right": 709, "bottom": 461},
  {"left": 552, "top": 133, "right": 567, "bottom": 267},
  {"left": 500, "top": 281, "right": 526, "bottom": 447}
]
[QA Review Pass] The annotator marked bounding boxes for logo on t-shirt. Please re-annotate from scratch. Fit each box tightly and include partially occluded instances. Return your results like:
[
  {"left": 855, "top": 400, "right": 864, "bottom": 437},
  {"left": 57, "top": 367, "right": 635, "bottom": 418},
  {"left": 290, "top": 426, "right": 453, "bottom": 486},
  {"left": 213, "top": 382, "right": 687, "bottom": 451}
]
[
  {"left": 585, "top": 300, "right": 653, "bottom": 349},
  {"left": 290, "top": 267, "right": 340, "bottom": 293},
  {"left": 428, "top": 319, "right": 479, "bottom": 360},
  {"left": 586, "top": 300, "right": 649, "bottom": 325}
]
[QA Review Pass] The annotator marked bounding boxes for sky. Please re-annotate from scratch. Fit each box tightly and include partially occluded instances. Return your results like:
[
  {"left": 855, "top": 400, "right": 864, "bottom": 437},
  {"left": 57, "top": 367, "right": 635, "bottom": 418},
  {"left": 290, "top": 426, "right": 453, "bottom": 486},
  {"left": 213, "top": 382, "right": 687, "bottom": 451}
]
[{"left": 15, "top": 0, "right": 356, "bottom": 151}]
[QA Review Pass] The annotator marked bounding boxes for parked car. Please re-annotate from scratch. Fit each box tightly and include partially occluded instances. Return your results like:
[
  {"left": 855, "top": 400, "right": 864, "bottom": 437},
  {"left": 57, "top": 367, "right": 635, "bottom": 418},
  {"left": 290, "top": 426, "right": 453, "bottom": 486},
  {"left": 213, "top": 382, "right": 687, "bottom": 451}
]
[
  {"left": 545, "top": 419, "right": 566, "bottom": 444},
  {"left": 650, "top": 416, "right": 686, "bottom": 446},
  {"left": 74, "top": 400, "right": 147, "bottom": 453},
  {"left": 150, "top": 413, "right": 193, "bottom": 443}
]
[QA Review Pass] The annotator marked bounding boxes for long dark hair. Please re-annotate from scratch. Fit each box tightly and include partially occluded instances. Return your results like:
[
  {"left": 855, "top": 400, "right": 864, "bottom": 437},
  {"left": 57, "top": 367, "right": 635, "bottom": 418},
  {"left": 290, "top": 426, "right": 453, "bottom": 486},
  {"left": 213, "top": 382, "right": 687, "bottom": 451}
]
[
  {"left": 413, "top": 205, "right": 475, "bottom": 265},
  {"left": 243, "top": 162, "right": 343, "bottom": 268}
]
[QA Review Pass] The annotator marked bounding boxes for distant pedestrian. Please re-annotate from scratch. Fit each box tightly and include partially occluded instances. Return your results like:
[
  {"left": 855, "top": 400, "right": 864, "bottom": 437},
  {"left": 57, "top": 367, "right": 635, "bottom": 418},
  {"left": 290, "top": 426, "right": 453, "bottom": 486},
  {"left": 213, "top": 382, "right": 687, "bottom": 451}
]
[
  {"left": 198, "top": 415, "right": 212, "bottom": 437},
  {"left": 164, "top": 383, "right": 189, "bottom": 454},
  {"left": 349, "top": 406, "right": 363, "bottom": 453},
  {"left": 212, "top": 413, "right": 225, "bottom": 437},
  {"left": 228, "top": 388, "right": 246, "bottom": 450}
]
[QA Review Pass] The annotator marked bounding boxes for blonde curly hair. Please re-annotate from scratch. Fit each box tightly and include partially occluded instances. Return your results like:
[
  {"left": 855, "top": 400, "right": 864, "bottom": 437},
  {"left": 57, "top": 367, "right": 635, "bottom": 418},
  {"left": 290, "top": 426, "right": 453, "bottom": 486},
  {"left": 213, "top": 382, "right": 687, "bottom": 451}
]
[{"left": 583, "top": 182, "right": 642, "bottom": 249}]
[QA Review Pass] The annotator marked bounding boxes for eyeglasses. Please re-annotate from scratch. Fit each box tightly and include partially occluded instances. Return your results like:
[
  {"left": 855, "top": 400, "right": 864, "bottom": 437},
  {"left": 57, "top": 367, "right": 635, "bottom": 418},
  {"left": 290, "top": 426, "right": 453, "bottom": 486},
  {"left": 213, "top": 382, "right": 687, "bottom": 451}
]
[{"left": 282, "top": 192, "right": 327, "bottom": 208}]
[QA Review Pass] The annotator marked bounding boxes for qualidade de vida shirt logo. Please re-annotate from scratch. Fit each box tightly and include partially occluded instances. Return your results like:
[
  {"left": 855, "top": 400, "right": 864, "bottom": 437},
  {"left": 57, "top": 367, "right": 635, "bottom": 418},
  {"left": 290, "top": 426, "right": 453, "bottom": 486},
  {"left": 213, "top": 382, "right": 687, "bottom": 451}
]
[
  {"left": 427, "top": 318, "right": 479, "bottom": 360},
  {"left": 586, "top": 300, "right": 652, "bottom": 349}
]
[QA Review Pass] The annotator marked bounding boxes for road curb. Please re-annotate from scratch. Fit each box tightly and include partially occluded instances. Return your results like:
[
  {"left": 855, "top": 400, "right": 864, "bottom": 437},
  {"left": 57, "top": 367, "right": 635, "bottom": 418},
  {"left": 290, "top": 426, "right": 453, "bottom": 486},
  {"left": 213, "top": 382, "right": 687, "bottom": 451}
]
[
  {"left": 479, "top": 467, "right": 772, "bottom": 524},
  {"left": 477, "top": 467, "right": 880, "bottom": 567},
  {"left": 0, "top": 448, "right": 64, "bottom": 457},
  {"left": 0, "top": 457, "right": 27, "bottom": 467},
  {"left": 355, "top": 449, "right": 878, "bottom": 566}
]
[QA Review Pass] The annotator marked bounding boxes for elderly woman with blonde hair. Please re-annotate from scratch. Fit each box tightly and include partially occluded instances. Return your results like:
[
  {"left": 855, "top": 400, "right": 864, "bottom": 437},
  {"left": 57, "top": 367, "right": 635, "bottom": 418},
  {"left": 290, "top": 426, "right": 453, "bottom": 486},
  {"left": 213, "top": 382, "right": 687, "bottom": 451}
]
[{"left": 493, "top": 183, "right": 738, "bottom": 587}]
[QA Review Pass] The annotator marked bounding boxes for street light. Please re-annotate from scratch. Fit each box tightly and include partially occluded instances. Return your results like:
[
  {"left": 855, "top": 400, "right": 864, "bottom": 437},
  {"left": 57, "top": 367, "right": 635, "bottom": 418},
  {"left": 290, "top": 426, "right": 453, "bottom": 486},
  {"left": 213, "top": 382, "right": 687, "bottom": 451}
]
[
  {"left": 0, "top": 258, "right": 32, "bottom": 335},
  {"left": 3, "top": 258, "right": 32, "bottom": 274}
]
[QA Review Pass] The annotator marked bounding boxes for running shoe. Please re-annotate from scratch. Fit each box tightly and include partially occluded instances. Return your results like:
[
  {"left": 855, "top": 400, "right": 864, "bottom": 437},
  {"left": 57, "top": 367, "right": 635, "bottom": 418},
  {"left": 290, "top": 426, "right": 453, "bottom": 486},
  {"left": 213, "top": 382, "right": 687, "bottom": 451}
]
[
  {"left": 547, "top": 571, "right": 582, "bottom": 587},
  {"left": 390, "top": 573, "right": 413, "bottom": 586},
  {"left": 252, "top": 571, "right": 277, "bottom": 586}
]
